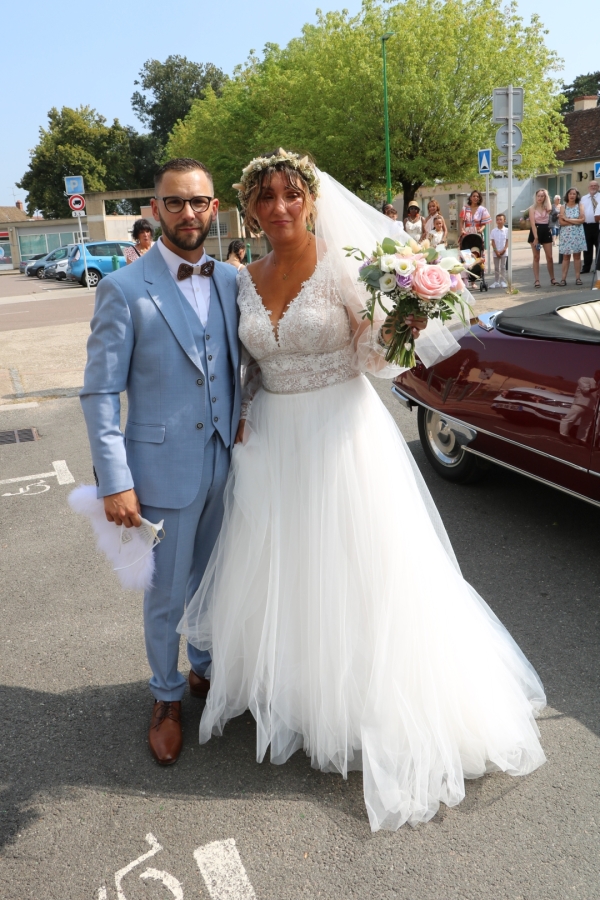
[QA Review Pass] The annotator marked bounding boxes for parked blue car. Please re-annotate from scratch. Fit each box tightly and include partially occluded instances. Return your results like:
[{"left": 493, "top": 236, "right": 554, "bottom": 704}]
[{"left": 66, "top": 241, "right": 135, "bottom": 288}]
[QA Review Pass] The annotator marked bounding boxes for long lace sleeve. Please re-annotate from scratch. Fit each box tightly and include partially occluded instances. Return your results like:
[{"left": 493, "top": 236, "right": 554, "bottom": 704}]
[{"left": 240, "top": 346, "right": 262, "bottom": 419}]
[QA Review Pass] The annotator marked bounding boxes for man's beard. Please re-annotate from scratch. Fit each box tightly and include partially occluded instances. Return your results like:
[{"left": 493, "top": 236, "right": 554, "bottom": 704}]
[{"left": 158, "top": 213, "right": 213, "bottom": 252}]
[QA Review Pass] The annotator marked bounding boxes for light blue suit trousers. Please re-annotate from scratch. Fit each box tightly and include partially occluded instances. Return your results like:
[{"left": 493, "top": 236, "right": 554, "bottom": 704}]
[{"left": 141, "top": 432, "right": 230, "bottom": 700}]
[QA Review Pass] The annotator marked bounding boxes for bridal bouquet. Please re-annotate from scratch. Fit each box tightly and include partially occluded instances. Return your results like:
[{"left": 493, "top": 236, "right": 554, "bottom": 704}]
[{"left": 345, "top": 237, "right": 472, "bottom": 368}]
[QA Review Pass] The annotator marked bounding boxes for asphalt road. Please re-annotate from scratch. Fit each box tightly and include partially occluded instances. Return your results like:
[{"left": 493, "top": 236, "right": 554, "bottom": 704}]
[
  {"left": 1, "top": 381, "right": 600, "bottom": 898},
  {"left": 0, "top": 294, "right": 97, "bottom": 332}
]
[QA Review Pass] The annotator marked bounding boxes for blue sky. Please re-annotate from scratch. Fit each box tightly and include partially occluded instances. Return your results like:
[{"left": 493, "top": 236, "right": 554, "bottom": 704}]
[{"left": 2, "top": 0, "right": 596, "bottom": 207}]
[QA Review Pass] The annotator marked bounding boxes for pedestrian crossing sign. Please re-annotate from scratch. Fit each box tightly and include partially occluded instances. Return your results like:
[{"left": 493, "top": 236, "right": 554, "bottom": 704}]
[
  {"left": 478, "top": 149, "right": 492, "bottom": 175},
  {"left": 595, "top": 161, "right": 600, "bottom": 180}
]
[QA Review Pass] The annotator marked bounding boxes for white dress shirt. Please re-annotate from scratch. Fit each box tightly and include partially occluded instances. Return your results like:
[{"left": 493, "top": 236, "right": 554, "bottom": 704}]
[
  {"left": 581, "top": 192, "right": 600, "bottom": 224},
  {"left": 157, "top": 238, "right": 211, "bottom": 326}
]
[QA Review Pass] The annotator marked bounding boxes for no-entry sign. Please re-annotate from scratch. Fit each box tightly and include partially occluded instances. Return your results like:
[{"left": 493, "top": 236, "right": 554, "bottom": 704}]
[{"left": 68, "top": 194, "right": 85, "bottom": 211}]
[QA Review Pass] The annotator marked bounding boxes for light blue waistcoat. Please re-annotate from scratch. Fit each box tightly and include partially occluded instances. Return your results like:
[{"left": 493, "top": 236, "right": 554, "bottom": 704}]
[{"left": 180, "top": 283, "right": 233, "bottom": 448}]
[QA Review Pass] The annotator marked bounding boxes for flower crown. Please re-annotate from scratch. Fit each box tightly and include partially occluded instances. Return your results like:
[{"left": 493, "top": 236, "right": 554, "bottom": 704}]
[{"left": 232, "top": 148, "right": 320, "bottom": 210}]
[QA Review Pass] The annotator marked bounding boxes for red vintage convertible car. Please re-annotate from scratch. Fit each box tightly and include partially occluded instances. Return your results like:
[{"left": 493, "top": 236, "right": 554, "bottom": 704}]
[{"left": 392, "top": 293, "right": 600, "bottom": 508}]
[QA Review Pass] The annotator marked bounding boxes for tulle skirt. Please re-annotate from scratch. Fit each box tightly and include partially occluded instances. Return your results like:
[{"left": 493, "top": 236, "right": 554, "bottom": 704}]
[{"left": 178, "top": 374, "right": 546, "bottom": 831}]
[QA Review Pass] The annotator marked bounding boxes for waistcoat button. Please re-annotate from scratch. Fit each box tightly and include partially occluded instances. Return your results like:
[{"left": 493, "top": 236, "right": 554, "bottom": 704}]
[
  {"left": 197, "top": 378, "right": 204, "bottom": 386},
  {"left": 206, "top": 334, "right": 211, "bottom": 340},
  {"left": 210, "top": 375, "right": 215, "bottom": 381},
  {"left": 208, "top": 355, "right": 213, "bottom": 361},
  {"left": 196, "top": 422, "right": 204, "bottom": 429},
  {"left": 214, "top": 416, "right": 219, "bottom": 422},
  {"left": 212, "top": 397, "right": 216, "bottom": 403}
]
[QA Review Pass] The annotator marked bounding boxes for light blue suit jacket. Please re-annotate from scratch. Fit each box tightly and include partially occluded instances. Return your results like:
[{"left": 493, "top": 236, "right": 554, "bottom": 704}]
[{"left": 81, "top": 243, "right": 241, "bottom": 509}]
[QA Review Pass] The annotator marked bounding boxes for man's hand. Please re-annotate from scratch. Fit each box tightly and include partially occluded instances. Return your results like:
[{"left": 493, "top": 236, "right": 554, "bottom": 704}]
[{"left": 103, "top": 489, "right": 141, "bottom": 528}]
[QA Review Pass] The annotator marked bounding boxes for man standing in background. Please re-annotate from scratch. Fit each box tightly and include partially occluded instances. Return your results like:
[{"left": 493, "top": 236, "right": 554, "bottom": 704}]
[{"left": 580, "top": 180, "right": 600, "bottom": 274}]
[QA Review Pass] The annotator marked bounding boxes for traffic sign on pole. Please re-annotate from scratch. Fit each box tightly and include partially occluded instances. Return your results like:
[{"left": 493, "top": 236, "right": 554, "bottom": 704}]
[
  {"left": 595, "top": 162, "right": 600, "bottom": 180},
  {"left": 492, "top": 87, "right": 524, "bottom": 123},
  {"left": 498, "top": 153, "right": 522, "bottom": 166},
  {"left": 495, "top": 123, "right": 523, "bottom": 153},
  {"left": 68, "top": 194, "right": 86, "bottom": 211},
  {"left": 478, "top": 149, "right": 492, "bottom": 175},
  {"left": 65, "top": 176, "right": 85, "bottom": 195},
  {"left": 72, "top": 210, "right": 86, "bottom": 217}
]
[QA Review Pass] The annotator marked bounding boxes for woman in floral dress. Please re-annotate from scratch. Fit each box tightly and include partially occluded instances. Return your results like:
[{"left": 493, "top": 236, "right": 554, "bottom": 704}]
[{"left": 559, "top": 188, "right": 587, "bottom": 285}]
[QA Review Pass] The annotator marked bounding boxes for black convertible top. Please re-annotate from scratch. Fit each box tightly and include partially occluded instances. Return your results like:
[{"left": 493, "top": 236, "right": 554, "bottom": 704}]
[{"left": 496, "top": 294, "right": 600, "bottom": 343}]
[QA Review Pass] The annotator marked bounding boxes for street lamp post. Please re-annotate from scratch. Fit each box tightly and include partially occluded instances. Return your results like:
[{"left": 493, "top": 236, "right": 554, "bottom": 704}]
[{"left": 381, "top": 32, "right": 394, "bottom": 203}]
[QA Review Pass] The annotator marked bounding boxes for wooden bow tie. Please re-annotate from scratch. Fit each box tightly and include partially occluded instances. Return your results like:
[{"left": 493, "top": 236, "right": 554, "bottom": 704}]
[{"left": 177, "top": 260, "right": 215, "bottom": 281}]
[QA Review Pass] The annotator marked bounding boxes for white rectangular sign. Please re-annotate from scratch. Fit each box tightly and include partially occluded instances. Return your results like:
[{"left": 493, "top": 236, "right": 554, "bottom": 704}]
[
  {"left": 72, "top": 210, "right": 86, "bottom": 217},
  {"left": 492, "top": 87, "right": 524, "bottom": 122}
]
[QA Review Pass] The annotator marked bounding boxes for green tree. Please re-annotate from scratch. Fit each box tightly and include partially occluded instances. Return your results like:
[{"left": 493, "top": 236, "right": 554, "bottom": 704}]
[
  {"left": 131, "top": 55, "right": 228, "bottom": 145},
  {"left": 17, "top": 106, "right": 138, "bottom": 218},
  {"left": 560, "top": 71, "right": 600, "bottom": 113},
  {"left": 167, "top": 0, "right": 567, "bottom": 214}
]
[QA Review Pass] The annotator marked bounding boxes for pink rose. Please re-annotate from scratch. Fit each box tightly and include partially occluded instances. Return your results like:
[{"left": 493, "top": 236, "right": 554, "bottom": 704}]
[{"left": 412, "top": 264, "right": 452, "bottom": 301}]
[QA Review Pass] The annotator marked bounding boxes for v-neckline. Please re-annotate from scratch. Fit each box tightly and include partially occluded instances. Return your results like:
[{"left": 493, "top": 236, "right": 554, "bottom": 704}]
[{"left": 243, "top": 257, "right": 325, "bottom": 344}]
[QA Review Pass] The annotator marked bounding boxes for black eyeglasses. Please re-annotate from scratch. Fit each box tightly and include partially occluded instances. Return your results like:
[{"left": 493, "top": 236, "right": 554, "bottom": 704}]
[{"left": 156, "top": 195, "right": 214, "bottom": 214}]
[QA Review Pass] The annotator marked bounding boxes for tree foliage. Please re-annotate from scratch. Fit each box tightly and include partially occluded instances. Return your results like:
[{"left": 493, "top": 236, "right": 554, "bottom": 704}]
[
  {"left": 560, "top": 71, "right": 600, "bottom": 113},
  {"left": 167, "top": 0, "right": 567, "bottom": 214},
  {"left": 131, "top": 55, "right": 228, "bottom": 144},
  {"left": 17, "top": 106, "right": 141, "bottom": 218}
]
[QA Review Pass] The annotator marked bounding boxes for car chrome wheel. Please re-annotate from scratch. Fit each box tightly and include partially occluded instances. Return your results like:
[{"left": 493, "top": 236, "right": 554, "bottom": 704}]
[
  {"left": 423, "top": 410, "right": 465, "bottom": 466},
  {"left": 417, "top": 406, "right": 488, "bottom": 484}
]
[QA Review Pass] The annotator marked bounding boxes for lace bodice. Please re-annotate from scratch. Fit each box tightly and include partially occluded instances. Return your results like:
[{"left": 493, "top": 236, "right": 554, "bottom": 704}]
[{"left": 238, "top": 255, "right": 360, "bottom": 397}]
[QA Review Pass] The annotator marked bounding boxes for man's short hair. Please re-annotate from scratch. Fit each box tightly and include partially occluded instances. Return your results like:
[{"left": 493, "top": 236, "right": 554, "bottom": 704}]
[{"left": 154, "top": 158, "right": 214, "bottom": 191}]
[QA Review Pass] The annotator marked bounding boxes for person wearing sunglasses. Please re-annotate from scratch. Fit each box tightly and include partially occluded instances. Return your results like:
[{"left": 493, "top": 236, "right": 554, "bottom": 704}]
[{"left": 81, "top": 157, "right": 242, "bottom": 767}]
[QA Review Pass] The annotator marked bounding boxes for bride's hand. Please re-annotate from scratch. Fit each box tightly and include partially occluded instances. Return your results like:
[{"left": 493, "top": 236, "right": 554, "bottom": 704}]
[
  {"left": 381, "top": 313, "right": 427, "bottom": 344},
  {"left": 404, "top": 314, "right": 427, "bottom": 337},
  {"left": 235, "top": 419, "right": 247, "bottom": 444}
]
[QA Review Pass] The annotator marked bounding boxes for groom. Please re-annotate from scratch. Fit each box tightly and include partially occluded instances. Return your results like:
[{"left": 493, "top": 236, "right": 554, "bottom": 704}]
[{"left": 81, "top": 157, "right": 241, "bottom": 765}]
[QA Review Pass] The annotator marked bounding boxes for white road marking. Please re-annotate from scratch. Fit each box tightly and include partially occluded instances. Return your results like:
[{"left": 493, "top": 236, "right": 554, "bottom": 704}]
[
  {"left": 2, "top": 481, "right": 51, "bottom": 496},
  {"left": 140, "top": 868, "right": 184, "bottom": 898},
  {"left": 51, "top": 459, "right": 75, "bottom": 484},
  {"left": 114, "top": 833, "right": 162, "bottom": 900},
  {"left": 0, "top": 402, "right": 39, "bottom": 412},
  {"left": 97, "top": 889, "right": 107, "bottom": 900},
  {"left": 0, "top": 460, "right": 74, "bottom": 487},
  {"left": 194, "top": 839, "right": 257, "bottom": 900}
]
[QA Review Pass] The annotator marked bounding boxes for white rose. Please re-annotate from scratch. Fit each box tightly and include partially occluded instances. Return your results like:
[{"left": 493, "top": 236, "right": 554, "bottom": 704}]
[
  {"left": 380, "top": 254, "right": 398, "bottom": 273},
  {"left": 438, "top": 256, "right": 456, "bottom": 270},
  {"left": 379, "top": 273, "right": 397, "bottom": 293}
]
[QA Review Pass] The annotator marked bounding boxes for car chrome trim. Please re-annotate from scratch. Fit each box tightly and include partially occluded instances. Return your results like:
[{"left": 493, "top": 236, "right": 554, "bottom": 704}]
[
  {"left": 464, "top": 447, "right": 600, "bottom": 509},
  {"left": 391, "top": 385, "right": 589, "bottom": 473},
  {"left": 590, "top": 469, "right": 600, "bottom": 478},
  {"left": 391, "top": 384, "right": 415, "bottom": 410},
  {"left": 476, "top": 310, "right": 502, "bottom": 331}
]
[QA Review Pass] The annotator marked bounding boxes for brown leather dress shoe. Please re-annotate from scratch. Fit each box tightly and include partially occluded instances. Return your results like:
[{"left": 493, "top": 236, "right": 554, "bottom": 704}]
[
  {"left": 148, "top": 700, "right": 182, "bottom": 766},
  {"left": 189, "top": 669, "right": 210, "bottom": 699}
]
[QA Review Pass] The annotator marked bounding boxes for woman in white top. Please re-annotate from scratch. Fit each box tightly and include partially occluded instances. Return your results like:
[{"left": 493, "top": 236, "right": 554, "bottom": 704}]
[{"left": 403, "top": 201, "right": 425, "bottom": 242}]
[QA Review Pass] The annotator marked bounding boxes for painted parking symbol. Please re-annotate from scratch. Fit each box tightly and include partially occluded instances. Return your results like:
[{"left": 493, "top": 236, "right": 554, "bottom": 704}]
[
  {"left": 2, "top": 480, "right": 51, "bottom": 496},
  {"left": 98, "top": 833, "right": 256, "bottom": 899},
  {"left": 0, "top": 460, "right": 74, "bottom": 498}
]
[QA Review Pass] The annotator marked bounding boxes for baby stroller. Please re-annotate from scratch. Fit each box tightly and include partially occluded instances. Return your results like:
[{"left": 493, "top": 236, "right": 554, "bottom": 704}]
[{"left": 460, "top": 233, "right": 488, "bottom": 292}]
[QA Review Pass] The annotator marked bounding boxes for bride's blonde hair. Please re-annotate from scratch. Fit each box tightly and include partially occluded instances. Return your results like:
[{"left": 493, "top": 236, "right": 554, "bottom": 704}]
[{"left": 235, "top": 149, "right": 319, "bottom": 234}]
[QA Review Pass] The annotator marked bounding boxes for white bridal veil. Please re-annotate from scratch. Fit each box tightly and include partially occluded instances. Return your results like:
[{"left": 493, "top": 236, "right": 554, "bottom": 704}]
[{"left": 314, "top": 170, "right": 463, "bottom": 372}]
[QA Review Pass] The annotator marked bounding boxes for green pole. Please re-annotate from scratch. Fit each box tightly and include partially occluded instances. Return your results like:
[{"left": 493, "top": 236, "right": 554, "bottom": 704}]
[{"left": 381, "top": 32, "right": 394, "bottom": 203}]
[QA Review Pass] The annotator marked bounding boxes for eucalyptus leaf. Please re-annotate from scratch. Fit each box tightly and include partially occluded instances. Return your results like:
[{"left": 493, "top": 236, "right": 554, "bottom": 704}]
[{"left": 381, "top": 237, "right": 398, "bottom": 255}]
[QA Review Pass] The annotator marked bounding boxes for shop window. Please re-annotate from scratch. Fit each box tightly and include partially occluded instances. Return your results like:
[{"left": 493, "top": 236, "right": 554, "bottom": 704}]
[
  {"left": 18, "top": 234, "right": 48, "bottom": 258},
  {"left": 47, "top": 233, "right": 61, "bottom": 251}
]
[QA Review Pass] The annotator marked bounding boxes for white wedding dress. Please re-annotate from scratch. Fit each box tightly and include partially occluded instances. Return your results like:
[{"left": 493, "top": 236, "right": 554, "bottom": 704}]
[{"left": 178, "top": 246, "right": 546, "bottom": 832}]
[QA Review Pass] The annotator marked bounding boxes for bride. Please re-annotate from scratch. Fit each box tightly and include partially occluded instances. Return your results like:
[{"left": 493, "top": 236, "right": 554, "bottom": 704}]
[{"left": 178, "top": 150, "right": 546, "bottom": 831}]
